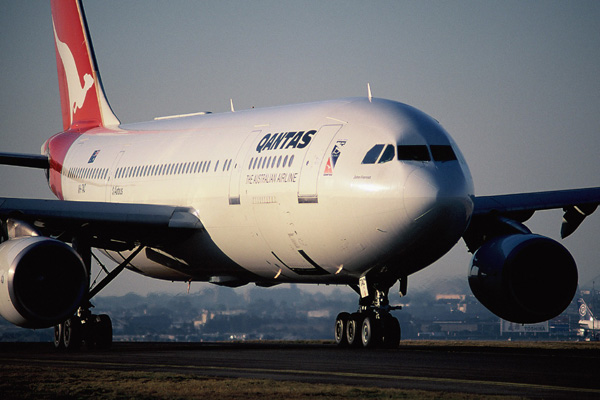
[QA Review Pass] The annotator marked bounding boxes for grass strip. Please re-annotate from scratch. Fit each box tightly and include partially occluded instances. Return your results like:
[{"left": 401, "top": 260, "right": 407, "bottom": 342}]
[{"left": 0, "top": 364, "right": 525, "bottom": 400}]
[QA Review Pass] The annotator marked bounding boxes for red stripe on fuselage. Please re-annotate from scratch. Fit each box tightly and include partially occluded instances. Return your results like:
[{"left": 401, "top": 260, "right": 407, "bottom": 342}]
[{"left": 44, "top": 130, "right": 82, "bottom": 200}]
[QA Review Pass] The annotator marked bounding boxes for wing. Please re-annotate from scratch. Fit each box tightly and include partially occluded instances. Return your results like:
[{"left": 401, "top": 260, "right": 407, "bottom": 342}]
[
  {"left": 464, "top": 187, "right": 600, "bottom": 252},
  {"left": 0, "top": 197, "right": 202, "bottom": 251}
]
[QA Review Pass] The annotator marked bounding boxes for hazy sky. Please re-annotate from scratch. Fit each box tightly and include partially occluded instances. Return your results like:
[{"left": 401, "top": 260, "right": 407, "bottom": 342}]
[{"left": 1, "top": 1, "right": 599, "bottom": 298}]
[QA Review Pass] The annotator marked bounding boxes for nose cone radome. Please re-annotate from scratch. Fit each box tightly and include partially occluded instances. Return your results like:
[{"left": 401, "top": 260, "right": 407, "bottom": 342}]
[
  {"left": 403, "top": 168, "right": 439, "bottom": 221},
  {"left": 403, "top": 167, "right": 473, "bottom": 229}
]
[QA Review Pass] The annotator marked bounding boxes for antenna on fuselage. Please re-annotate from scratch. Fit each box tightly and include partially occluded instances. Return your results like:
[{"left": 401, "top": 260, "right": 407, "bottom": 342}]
[
  {"left": 230, "top": 98, "right": 235, "bottom": 112},
  {"left": 367, "top": 83, "right": 372, "bottom": 102}
]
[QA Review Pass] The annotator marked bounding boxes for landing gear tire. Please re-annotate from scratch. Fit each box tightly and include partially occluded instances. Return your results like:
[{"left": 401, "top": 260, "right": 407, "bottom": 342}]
[
  {"left": 334, "top": 312, "right": 350, "bottom": 347},
  {"left": 336, "top": 276, "right": 404, "bottom": 349},
  {"left": 381, "top": 314, "right": 401, "bottom": 349},
  {"left": 93, "top": 314, "right": 113, "bottom": 349},
  {"left": 54, "top": 314, "right": 113, "bottom": 351},
  {"left": 335, "top": 312, "right": 400, "bottom": 349},
  {"left": 53, "top": 323, "right": 64, "bottom": 349},
  {"left": 361, "top": 314, "right": 381, "bottom": 348},
  {"left": 62, "top": 317, "right": 82, "bottom": 351},
  {"left": 347, "top": 313, "right": 364, "bottom": 347}
]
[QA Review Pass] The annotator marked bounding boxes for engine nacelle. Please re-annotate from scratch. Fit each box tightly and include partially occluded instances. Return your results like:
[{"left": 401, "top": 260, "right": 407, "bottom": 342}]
[
  {"left": 0, "top": 236, "right": 88, "bottom": 328},
  {"left": 468, "top": 234, "right": 578, "bottom": 324}
]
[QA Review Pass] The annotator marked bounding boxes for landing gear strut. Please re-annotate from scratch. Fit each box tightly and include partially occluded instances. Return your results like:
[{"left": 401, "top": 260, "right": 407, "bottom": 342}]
[
  {"left": 53, "top": 245, "right": 143, "bottom": 351},
  {"left": 334, "top": 276, "right": 403, "bottom": 349}
]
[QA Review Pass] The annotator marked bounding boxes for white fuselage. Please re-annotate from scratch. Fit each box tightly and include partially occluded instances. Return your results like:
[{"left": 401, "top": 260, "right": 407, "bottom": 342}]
[{"left": 57, "top": 98, "right": 474, "bottom": 285}]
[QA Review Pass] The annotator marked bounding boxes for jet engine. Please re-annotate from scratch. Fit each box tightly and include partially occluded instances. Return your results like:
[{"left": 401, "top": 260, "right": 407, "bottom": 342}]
[
  {"left": 468, "top": 234, "right": 578, "bottom": 324},
  {"left": 0, "top": 236, "right": 88, "bottom": 328}
]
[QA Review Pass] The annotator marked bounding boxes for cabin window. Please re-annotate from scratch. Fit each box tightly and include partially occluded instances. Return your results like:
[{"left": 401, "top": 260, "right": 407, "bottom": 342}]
[
  {"left": 430, "top": 145, "right": 457, "bottom": 162},
  {"left": 397, "top": 145, "right": 430, "bottom": 161},
  {"left": 362, "top": 144, "right": 384, "bottom": 164}
]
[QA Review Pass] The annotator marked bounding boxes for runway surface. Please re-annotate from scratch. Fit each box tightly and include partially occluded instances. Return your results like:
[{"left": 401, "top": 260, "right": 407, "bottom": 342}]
[{"left": 1, "top": 341, "right": 599, "bottom": 399}]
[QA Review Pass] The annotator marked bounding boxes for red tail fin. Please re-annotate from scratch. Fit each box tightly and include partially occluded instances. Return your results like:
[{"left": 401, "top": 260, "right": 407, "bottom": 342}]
[{"left": 51, "top": 0, "right": 119, "bottom": 130}]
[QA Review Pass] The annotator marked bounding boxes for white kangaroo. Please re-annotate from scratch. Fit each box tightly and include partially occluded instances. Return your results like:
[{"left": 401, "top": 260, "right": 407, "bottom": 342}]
[{"left": 53, "top": 21, "right": 94, "bottom": 125}]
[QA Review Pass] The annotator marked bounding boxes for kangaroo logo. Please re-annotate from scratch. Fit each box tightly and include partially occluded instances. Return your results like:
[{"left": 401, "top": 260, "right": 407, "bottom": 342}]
[{"left": 53, "top": 20, "right": 94, "bottom": 125}]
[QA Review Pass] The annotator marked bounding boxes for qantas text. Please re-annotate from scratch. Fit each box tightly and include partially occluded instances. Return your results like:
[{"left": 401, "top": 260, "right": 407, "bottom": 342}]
[{"left": 256, "top": 130, "right": 317, "bottom": 153}]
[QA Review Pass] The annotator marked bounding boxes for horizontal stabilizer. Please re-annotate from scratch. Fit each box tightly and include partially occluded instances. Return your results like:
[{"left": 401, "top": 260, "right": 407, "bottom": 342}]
[{"left": 0, "top": 152, "right": 49, "bottom": 169}]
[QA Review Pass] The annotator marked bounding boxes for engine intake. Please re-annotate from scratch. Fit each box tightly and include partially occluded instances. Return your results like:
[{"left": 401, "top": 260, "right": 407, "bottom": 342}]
[
  {"left": 468, "top": 234, "right": 577, "bottom": 324},
  {"left": 0, "top": 237, "right": 88, "bottom": 328}
]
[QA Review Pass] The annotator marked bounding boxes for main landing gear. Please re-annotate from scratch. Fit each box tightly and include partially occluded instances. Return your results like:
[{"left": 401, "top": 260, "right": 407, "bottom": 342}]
[
  {"left": 53, "top": 244, "right": 143, "bottom": 351},
  {"left": 334, "top": 276, "right": 403, "bottom": 349},
  {"left": 54, "top": 308, "right": 112, "bottom": 350}
]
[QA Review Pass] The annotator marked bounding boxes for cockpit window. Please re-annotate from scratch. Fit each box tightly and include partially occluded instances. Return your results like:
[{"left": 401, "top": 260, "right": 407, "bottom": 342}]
[
  {"left": 378, "top": 144, "right": 395, "bottom": 163},
  {"left": 361, "top": 144, "right": 384, "bottom": 164},
  {"left": 397, "top": 145, "right": 431, "bottom": 161},
  {"left": 430, "top": 145, "right": 457, "bottom": 162}
]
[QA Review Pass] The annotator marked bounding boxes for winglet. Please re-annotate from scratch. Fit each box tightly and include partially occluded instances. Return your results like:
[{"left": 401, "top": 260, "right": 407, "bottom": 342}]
[{"left": 51, "top": 0, "right": 120, "bottom": 130}]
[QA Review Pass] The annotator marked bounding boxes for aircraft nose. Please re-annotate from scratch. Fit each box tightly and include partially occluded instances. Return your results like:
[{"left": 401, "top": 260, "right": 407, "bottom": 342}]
[
  {"left": 403, "top": 168, "right": 440, "bottom": 221},
  {"left": 403, "top": 167, "right": 473, "bottom": 224}
]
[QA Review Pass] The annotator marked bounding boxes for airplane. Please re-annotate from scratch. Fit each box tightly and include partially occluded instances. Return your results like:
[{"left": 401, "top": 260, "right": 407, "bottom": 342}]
[
  {"left": 577, "top": 298, "right": 600, "bottom": 341},
  {"left": 1, "top": 0, "right": 599, "bottom": 349}
]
